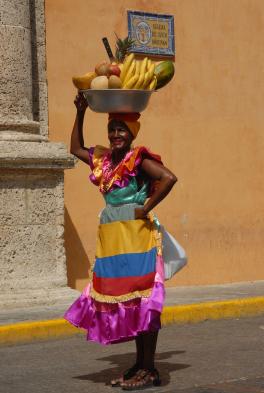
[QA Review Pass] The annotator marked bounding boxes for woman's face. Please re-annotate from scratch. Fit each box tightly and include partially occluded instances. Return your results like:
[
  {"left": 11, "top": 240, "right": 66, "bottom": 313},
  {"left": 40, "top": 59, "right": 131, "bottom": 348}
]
[{"left": 108, "top": 120, "right": 133, "bottom": 152}]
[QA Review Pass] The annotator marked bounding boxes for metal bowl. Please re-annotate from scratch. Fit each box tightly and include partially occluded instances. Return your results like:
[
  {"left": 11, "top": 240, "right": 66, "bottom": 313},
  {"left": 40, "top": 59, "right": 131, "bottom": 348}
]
[{"left": 81, "top": 89, "right": 154, "bottom": 113}]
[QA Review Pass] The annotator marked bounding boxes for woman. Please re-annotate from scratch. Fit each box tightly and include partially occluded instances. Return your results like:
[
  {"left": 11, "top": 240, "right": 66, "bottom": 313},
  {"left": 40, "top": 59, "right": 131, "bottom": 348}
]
[{"left": 65, "top": 93, "right": 177, "bottom": 390}]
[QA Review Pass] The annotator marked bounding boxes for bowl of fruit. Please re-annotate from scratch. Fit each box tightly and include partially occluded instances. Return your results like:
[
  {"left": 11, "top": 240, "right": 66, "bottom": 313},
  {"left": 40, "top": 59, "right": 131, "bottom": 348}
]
[
  {"left": 72, "top": 36, "right": 175, "bottom": 113},
  {"left": 82, "top": 89, "right": 153, "bottom": 113}
]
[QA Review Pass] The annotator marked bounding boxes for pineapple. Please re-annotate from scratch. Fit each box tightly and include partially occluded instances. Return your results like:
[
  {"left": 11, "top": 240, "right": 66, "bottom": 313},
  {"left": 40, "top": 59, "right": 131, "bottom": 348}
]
[{"left": 115, "top": 33, "right": 135, "bottom": 63}]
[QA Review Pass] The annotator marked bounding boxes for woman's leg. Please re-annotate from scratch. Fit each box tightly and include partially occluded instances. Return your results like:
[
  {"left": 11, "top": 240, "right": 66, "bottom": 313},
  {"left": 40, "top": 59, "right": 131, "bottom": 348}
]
[
  {"left": 111, "top": 336, "right": 143, "bottom": 386},
  {"left": 121, "top": 331, "right": 160, "bottom": 389},
  {"left": 135, "top": 335, "right": 144, "bottom": 367},
  {"left": 141, "top": 331, "right": 158, "bottom": 370}
]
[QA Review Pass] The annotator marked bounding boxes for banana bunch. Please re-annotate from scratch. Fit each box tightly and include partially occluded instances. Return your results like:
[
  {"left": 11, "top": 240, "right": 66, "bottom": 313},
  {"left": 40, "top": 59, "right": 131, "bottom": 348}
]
[{"left": 120, "top": 54, "right": 157, "bottom": 90}]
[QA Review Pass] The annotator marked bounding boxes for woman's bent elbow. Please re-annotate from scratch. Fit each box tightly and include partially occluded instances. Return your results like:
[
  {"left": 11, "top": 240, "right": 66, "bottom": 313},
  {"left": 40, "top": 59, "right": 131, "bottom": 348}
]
[
  {"left": 167, "top": 173, "right": 177, "bottom": 185},
  {"left": 70, "top": 147, "right": 79, "bottom": 156}
]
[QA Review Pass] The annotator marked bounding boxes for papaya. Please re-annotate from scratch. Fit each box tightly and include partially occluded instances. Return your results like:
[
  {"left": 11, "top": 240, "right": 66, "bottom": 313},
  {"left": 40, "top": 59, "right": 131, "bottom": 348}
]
[
  {"left": 72, "top": 72, "right": 97, "bottom": 90},
  {"left": 154, "top": 61, "right": 175, "bottom": 89}
]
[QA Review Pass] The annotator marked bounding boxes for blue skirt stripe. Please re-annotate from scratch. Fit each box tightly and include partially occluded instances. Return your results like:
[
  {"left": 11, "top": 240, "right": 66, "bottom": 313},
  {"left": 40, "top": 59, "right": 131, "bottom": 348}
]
[{"left": 94, "top": 247, "right": 157, "bottom": 278}]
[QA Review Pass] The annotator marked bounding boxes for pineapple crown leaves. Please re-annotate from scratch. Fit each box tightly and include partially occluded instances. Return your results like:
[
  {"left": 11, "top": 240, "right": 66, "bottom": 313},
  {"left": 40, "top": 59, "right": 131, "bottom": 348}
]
[{"left": 115, "top": 33, "right": 135, "bottom": 62}]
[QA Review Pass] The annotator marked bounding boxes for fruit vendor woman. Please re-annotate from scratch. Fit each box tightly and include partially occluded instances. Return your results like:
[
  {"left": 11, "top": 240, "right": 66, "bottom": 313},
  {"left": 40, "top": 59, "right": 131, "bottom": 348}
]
[{"left": 65, "top": 93, "right": 177, "bottom": 390}]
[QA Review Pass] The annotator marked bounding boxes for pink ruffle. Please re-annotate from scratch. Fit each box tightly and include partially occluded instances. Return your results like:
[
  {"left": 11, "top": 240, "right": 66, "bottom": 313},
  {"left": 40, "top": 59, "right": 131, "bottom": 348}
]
[
  {"left": 64, "top": 281, "right": 165, "bottom": 345},
  {"left": 104, "top": 146, "right": 162, "bottom": 195},
  {"left": 88, "top": 146, "right": 162, "bottom": 196}
]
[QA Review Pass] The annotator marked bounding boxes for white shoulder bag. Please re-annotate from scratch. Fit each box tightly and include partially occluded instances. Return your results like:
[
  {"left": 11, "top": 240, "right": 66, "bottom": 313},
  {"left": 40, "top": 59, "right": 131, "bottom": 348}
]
[{"left": 160, "top": 225, "right": 188, "bottom": 280}]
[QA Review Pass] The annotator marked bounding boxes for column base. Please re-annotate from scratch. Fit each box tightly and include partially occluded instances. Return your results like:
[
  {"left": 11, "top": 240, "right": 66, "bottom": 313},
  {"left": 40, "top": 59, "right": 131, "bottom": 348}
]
[
  {"left": 0, "top": 140, "right": 76, "bottom": 312},
  {"left": 0, "top": 286, "right": 79, "bottom": 311},
  {"left": 0, "top": 286, "right": 80, "bottom": 326}
]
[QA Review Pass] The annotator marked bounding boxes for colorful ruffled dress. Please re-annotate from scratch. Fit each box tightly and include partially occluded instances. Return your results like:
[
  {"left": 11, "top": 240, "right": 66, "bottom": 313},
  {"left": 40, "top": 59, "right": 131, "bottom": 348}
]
[{"left": 64, "top": 145, "right": 165, "bottom": 345}]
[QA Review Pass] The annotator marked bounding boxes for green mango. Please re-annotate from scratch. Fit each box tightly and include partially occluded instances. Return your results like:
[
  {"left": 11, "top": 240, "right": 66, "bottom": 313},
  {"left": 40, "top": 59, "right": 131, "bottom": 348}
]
[{"left": 154, "top": 61, "right": 175, "bottom": 89}]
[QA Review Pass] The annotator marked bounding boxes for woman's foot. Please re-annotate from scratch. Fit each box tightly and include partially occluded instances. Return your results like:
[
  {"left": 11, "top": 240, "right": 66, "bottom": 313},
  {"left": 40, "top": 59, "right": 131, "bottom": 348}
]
[
  {"left": 110, "top": 363, "right": 141, "bottom": 387},
  {"left": 121, "top": 368, "right": 161, "bottom": 390}
]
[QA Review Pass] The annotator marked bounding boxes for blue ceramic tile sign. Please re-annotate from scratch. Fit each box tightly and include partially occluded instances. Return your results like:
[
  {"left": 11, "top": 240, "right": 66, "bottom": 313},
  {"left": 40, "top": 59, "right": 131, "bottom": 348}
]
[{"left": 127, "top": 10, "right": 175, "bottom": 56}]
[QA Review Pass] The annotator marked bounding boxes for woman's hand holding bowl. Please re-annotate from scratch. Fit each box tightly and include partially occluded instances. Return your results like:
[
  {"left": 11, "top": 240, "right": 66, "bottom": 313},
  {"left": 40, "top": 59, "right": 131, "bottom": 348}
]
[{"left": 74, "top": 92, "right": 88, "bottom": 114}]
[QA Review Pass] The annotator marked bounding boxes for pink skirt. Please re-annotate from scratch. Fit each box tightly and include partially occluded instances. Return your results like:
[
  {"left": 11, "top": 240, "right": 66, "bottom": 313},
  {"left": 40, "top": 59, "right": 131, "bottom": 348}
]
[{"left": 64, "top": 255, "right": 165, "bottom": 345}]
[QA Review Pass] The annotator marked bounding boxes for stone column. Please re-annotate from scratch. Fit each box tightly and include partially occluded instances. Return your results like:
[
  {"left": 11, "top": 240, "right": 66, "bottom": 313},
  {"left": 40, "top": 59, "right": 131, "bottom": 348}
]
[
  {"left": 0, "top": 0, "right": 39, "bottom": 140},
  {"left": 0, "top": 0, "right": 77, "bottom": 308}
]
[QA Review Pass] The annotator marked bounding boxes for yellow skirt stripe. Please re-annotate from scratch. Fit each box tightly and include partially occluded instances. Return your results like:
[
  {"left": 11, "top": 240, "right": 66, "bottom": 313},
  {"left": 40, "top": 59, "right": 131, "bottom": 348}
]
[{"left": 96, "top": 219, "right": 156, "bottom": 258}]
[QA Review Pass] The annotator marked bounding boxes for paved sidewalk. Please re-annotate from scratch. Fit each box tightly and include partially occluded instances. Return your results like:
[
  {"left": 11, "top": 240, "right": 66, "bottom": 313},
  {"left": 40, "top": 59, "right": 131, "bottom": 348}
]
[
  {"left": 165, "top": 280, "right": 264, "bottom": 305},
  {"left": 0, "top": 280, "right": 264, "bottom": 345}
]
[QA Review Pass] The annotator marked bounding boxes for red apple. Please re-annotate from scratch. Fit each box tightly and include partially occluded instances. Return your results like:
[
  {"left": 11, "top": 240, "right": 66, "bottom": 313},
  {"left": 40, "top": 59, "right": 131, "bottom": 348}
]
[{"left": 108, "top": 64, "right": 121, "bottom": 77}]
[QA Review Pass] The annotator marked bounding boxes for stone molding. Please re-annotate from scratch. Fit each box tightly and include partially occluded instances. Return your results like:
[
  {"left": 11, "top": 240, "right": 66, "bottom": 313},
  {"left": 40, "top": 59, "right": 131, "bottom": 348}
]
[{"left": 0, "top": 141, "right": 75, "bottom": 169}]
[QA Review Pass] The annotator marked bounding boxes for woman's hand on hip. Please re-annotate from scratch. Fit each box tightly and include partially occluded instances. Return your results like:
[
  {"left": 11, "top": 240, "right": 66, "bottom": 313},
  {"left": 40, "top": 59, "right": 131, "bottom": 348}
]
[{"left": 134, "top": 207, "right": 147, "bottom": 220}]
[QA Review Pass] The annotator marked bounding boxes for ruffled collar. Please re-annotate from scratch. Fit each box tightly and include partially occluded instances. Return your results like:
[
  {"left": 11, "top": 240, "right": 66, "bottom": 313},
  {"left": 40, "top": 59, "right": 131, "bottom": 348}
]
[
  {"left": 100, "top": 147, "right": 141, "bottom": 193},
  {"left": 89, "top": 145, "right": 162, "bottom": 194}
]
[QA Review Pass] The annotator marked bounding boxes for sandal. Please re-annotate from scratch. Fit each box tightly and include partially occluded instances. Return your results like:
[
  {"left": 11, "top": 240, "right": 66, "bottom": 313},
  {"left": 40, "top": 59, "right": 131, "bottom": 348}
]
[
  {"left": 121, "top": 368, "right": 161, "bottom": 391},
  {"left": 111, "top": 363, "right": 141, "bottom": 387}
]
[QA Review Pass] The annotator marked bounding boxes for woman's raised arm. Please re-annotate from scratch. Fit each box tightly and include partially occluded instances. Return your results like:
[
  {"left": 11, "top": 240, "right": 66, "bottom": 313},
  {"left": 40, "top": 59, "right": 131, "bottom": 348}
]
[{"left": 70, "top": 93, "right": 91, "bottom": 165}]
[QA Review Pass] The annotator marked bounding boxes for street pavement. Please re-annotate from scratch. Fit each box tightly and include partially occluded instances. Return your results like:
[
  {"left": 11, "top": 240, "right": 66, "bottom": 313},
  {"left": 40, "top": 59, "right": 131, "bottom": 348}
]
[{"left": 1, "top": 315, "right": 264, "bottom": 393}]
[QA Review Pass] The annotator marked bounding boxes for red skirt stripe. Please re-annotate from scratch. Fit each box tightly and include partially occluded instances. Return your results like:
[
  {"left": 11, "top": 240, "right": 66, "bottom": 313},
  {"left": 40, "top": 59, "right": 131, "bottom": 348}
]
[{"left": 93, "top": 271, "right": 156, "bottom": 296}]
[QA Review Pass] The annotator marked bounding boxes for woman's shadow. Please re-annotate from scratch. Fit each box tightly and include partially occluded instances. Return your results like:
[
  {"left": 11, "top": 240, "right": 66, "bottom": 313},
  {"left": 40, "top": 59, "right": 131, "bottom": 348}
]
[{"left": 74, "top": 350, "right": 190, "bottom": 387}]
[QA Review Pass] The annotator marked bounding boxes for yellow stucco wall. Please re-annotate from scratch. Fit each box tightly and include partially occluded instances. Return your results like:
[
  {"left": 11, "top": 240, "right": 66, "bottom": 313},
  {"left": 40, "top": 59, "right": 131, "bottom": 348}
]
[{"left": 45, "top": 0, "right": 264, "bottom": 291}]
